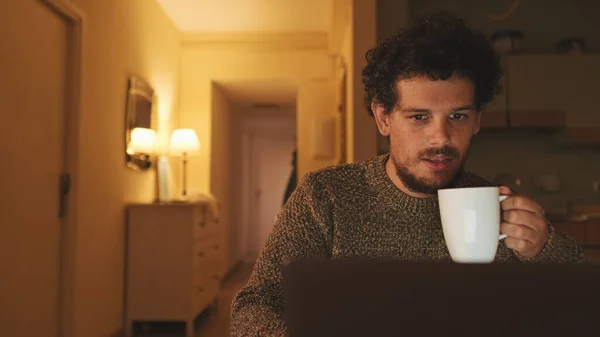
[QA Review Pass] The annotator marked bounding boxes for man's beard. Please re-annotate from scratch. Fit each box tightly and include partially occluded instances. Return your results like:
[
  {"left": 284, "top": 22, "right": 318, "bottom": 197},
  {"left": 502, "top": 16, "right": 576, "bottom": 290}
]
[{"left": 393, "top": 145, "right": 465, "bottom": 195}]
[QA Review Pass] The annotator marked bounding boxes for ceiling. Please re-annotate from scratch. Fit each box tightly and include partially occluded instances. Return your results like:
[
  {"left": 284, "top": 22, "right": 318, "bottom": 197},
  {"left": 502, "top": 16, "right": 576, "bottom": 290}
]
[
  {"left": 156, "top": 0, "right": 333, "bottom": 33},
  {"left": 216, "top": 80, "right": 297, "bottom": 110}
]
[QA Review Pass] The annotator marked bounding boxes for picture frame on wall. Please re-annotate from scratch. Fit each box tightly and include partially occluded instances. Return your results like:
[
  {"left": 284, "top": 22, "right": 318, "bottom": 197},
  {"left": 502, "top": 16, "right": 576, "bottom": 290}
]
[{"left": 125, "top": 75, "right": 156, "bottom": 171}]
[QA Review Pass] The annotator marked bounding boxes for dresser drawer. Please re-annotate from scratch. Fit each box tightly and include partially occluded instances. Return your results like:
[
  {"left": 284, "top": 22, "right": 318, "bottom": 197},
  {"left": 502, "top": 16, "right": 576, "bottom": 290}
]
[
  {"left": 193, "top": 260, "right": 220, "bottom": 309},
  {"left": 193, "top": 286, "right": 212, "bottom": 314},
  {"left": 198, "top": 263, "right": 220, "bottom": 293},
  {"left": 193, "top": 268, "right": 211, "bottom": 312},
  {"left": 193, "top": 277, "right": 216, "bottom": 313},
  {"left": 194, "top": 236, "right": 222, "bottom": 266},
  {"left": 193, "top": 206, "right": 218, "bottom": 238}
]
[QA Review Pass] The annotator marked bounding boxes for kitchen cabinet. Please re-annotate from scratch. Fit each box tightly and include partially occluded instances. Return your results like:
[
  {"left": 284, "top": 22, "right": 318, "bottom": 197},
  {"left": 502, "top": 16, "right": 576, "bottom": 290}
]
[
  {"left": 505, "top": 55, "right": 567, "bottom": 128},
  {"left": 560, "top": 55, "right": 600, "bottom": 127},
  {"left": 503, "top": 54, "right": 600, "bottom": 142},
  {"left": 551, "top": 222, "right": 586, "bottom": 243},
  {"left": 552, "top": 219, "right": 600, "bottom": 264},
  {"left": 586, "top": 221, "right": 600, "bottom": 245},
  {"left": 560, "top": 128, "right": 600, "bottom": 145},
  {"left": 481, "top": 58, "right": 508, "bottom": 128},
  {"left": 557, "top": 55, "right": 600, "bottom": 144}
]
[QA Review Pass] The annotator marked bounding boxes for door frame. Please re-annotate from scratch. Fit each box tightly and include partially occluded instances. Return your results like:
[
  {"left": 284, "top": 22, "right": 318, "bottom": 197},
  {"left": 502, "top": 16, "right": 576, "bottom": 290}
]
[{"left": 39, "top": 1, "right": 83, "bottom": 337}]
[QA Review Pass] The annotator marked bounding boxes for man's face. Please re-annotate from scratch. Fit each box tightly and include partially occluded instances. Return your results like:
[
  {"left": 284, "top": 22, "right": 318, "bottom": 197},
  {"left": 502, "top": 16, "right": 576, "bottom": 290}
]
[{"left": 373, "top": 74, "right": 481, "bottom": 196}]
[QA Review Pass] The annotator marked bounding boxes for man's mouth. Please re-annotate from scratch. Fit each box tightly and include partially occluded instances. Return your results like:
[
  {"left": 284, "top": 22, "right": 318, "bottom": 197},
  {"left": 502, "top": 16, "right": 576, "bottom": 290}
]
[
  {"left": 422, "top": 156, "right": 454, "bottom": 170},
  {"left": 424, "top": 155, "right": 452, "bottom": 162}
]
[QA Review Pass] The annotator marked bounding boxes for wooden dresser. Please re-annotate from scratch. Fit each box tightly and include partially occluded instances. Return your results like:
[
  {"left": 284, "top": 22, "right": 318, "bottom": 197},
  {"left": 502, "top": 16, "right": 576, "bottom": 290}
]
[{"left": 124, "top": 201, "right": 222, "bottom": 337}]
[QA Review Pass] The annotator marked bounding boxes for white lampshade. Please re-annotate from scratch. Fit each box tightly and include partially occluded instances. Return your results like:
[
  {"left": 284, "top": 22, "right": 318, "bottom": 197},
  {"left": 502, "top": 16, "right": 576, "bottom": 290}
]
[
  {"left": 169, "top": 128, "right": 200, "bottom": 156},
  {"left": 127, "top": 127, "right": 156, "bottom": 154}
]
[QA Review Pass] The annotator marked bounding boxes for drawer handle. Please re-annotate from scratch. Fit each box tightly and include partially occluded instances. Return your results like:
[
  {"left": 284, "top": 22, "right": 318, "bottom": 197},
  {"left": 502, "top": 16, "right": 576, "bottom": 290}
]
[
  {"left": 212, "top": 275, "right": 219, "bottom": 280},
  {"left": 198, "top": 252, "right": 204, "bottom": 257},
  {"left": 198, "top": 222, "right": 205, "bottom": 228},
  {"left": 197, "top": 287, "right": 204, "bottom": 292},
  {"left": 213, "top": 245, "right": 219, "bottom": 250}
]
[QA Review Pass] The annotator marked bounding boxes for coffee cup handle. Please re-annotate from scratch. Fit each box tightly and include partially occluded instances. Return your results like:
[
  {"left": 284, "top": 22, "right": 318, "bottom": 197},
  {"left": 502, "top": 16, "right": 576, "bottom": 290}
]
[{"left": 498, "top": 195, "right": 508, "bottom": 240}]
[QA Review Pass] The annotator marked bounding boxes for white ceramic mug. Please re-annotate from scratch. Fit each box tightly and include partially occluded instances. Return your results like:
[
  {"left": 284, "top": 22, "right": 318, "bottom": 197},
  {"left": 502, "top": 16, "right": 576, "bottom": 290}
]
[{"left": 438, "top": 187, "right": 507, "bottom": 263}]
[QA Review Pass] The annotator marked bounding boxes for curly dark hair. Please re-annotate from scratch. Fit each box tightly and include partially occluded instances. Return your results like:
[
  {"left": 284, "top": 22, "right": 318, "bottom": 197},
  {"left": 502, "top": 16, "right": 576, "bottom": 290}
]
[{"left": 362, "top": 11, "right": 502, "bottom": 116}]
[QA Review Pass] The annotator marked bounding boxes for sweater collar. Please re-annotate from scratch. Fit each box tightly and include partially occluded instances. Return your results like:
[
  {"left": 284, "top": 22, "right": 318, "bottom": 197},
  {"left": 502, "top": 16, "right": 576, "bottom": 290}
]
[
  {"left": 366, "top": 154, "right": 478, "bottom": 226},
  {"left": 367, "top": 154, "right": 440, "bottom": 215}
]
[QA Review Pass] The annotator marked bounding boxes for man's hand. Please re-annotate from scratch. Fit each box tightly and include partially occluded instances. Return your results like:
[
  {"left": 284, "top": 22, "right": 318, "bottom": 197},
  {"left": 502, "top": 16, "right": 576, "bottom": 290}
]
[{"left": 499, "top": 186, "right": 549, "bottom": 258}]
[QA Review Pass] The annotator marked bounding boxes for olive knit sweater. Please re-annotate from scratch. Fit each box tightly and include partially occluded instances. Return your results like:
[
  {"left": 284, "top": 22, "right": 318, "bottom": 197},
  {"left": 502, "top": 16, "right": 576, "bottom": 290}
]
[{"left": 230, "top": 154, "right": 586, "bottom": 336}]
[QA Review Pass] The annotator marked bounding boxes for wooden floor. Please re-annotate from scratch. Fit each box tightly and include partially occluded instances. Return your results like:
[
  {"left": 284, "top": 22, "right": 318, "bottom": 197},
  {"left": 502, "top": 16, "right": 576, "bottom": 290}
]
[{"left": 196, "top": 262, "right": 254, "bottom": 337}]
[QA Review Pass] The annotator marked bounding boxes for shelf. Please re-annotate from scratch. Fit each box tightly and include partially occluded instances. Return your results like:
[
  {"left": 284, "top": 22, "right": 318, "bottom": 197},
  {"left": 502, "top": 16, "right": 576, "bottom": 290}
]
[
  {"left": 480, "top": 110, "right": 568, "bottom": 129},
  {"left": 480, "top": 110, "right": 507, "bottom": 128}
]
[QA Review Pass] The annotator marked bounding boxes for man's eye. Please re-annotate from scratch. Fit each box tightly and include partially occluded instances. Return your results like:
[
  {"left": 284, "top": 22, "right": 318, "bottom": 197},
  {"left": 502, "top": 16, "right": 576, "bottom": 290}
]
[
  {"left": 411, "top": 115, "right": 426, "bottom": 121},
  {"left": 451, "top": 113, "right": 467, "bottom": 120}
]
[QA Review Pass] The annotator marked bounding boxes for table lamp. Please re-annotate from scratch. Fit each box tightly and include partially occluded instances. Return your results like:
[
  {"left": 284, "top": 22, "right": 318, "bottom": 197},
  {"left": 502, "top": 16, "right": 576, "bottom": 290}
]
[{"left": 169, "top": 128, "right": 200, "bottom": 198}]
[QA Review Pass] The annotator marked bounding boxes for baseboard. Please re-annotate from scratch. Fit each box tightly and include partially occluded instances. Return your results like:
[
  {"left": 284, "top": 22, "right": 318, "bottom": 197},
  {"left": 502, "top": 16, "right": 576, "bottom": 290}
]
[{"left": 222, "top": 260, "right": 248, "bottom": 285}]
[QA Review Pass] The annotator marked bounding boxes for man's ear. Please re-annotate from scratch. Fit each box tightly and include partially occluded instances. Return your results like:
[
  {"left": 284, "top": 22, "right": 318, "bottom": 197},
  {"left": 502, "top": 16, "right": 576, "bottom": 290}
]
[
  {"left": 372, "top": 101, "right": 391, "bottom": 137},
  {"left": 473, "top": 110, "right": 481, "bottom": 135}
]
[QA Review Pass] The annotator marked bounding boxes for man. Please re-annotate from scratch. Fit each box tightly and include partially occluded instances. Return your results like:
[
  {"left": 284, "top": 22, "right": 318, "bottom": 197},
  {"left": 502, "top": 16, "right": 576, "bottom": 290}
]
[{"left": 231, "top": 11, "right": 586, "bottom": 336}]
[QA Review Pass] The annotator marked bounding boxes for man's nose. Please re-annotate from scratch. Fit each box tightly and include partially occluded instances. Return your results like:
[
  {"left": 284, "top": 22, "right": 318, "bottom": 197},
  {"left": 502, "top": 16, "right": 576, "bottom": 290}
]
[{"left": 427, "top": 118, "right": 451, "bottom": 146}]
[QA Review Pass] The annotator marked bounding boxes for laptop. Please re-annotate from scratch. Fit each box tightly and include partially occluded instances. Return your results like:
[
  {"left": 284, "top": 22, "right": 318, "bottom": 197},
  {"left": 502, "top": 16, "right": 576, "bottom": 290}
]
[{"left": 283, "top": 259, "right": 600, "bottom": 337}]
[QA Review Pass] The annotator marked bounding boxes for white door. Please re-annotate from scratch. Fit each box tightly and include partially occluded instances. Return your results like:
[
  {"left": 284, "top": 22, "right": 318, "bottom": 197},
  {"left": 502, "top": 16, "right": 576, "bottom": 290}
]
[
  {"left": 0, "top": 1, "right": 69, "bottom": 336},
  {"left": 251, "top": 134, "right": 296, "bottom": 254}
]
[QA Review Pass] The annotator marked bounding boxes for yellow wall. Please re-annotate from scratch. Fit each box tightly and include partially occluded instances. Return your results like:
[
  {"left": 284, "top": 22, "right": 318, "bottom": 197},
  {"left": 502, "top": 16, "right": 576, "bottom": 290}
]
[
  {"left": 69, "top": 0, "right": 181, "bottom": 336},
  {"left": 349, "top": 0, "right": 378, "bottom": 162},
  {"left": 334, "top": 0, "right": 378, "bottom": 163},
  {"left": 297, "top": 79, "right": 339, "bottom": 175},
  {"left": 340, "top": 15, "right": 355, "bottom": 162},
  {"left": 180, "top": 44, "right": 337, "bottom": 189},
  {"left": 210, "top": 83, "right": 234, "bottom": 272}
]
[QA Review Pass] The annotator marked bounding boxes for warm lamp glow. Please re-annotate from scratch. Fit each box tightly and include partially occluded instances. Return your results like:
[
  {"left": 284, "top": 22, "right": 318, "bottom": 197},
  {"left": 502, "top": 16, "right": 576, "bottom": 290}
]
[
  {"left": 127, "top": 127, "right": 156, "bottom": 154},
  {"left": 169, "top": 128, "right": 200, "bottom": 156},
  {"left": 169, "top": 128, "right": 200, "bottom": 198}
]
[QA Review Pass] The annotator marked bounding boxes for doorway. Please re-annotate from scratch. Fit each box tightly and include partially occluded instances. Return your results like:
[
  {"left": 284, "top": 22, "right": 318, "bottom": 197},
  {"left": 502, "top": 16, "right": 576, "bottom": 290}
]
[
  {"left": 215, "top": 80, "right": 297, "bottom": 265},
  {"left": 0, "top": 1, "right": 80, "bottom": 337},
  {"left": 247, "top": 124, "right": 297, "bottom": 259}
]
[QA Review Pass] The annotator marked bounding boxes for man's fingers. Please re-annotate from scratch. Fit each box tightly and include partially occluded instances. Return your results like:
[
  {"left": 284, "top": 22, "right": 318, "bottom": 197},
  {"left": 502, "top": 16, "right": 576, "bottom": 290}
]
[
  {"left": 502, "top": 210, "right": 542, "bottom": 231},
  {"left": 504, "top": 236, "right": 532, "bottom": 253},
  {"left": 499, "top": 185, "right": 512, "bottom": 196},
  {"left": 500, "top": 222, "right": 536, "bottom": 242},
  {"left": 501, "top": 195, "right": 544, "bottom": 214},
  {"left": 497, "top": 188, "right": 550, "bottom": 258}
]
